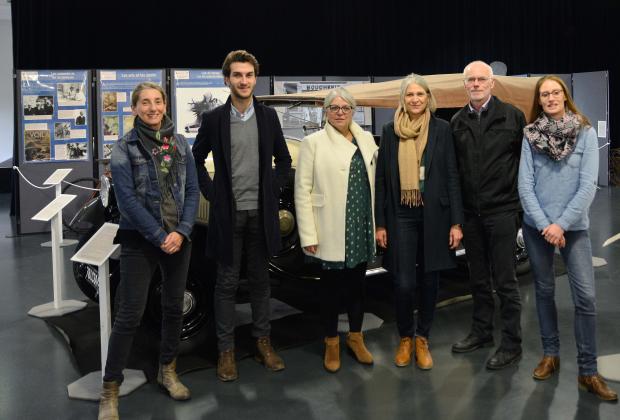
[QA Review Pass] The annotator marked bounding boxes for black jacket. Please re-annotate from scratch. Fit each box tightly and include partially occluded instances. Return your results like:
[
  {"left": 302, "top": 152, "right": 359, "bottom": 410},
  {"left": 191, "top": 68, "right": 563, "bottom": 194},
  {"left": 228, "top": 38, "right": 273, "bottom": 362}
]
[
  {"left": 375, "top": 116, "right": 463, "bottom": 274},
  {"left": 192, "top": 97, "right": 292, "bottom": 265},
  {"left": 450, "top": 96, "right": 526, "bottom": 216}
]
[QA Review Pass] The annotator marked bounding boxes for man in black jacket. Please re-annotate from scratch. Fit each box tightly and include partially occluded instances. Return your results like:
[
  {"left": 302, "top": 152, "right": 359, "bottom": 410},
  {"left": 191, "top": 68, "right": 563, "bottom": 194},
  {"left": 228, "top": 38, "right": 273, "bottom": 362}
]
[
  {"left": 192, "top": 50, "right": 292, "bottom": 381},
  {"left": 450, "top": 60, "right": 526, "bottom": 369}
]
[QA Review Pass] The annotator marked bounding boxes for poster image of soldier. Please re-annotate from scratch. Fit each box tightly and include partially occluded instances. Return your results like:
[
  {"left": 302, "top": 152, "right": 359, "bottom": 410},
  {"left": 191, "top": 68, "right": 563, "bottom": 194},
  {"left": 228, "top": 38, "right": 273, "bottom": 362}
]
[
  {"left": 102, "top": 92, "right": 118, "bottom": 112},
  {"left": 123, "top": 115, "right": 135, "bottom": 135},
  {"left": 54, "top": 122, "right": 71, "bottom": 139},
  {"left": 57, "top": 82, "right": 86, "bottom": 106},
  {"left": 75, "top": 110, "right": 86, "bottom": 126},
  {"left": 174, "top": 87, "right": 229, "bottom": 135},
  {"left": 23, "top": 95, "right": 54, "bottom": 119},
  {"left": 24, "top": 129, "right": 51, "bottom": 161},
  {"left": 103, "top": 115, "right": 119, "bottom": 138},
  {"left": 103, "top": 144, "right": 114, "bottom": 159}
]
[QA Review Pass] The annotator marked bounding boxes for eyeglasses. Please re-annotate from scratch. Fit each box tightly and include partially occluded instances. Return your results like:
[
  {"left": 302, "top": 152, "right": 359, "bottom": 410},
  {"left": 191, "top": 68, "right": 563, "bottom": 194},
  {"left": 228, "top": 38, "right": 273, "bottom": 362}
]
[
  {"left": 326, "top": 105, "right": 354, "bottom": 114},
  {"left": 464, "top": 76, "right": 491, "bottom": 85},
  {"left": 539, "top": 89, "right": 563, "bottom": 99}
]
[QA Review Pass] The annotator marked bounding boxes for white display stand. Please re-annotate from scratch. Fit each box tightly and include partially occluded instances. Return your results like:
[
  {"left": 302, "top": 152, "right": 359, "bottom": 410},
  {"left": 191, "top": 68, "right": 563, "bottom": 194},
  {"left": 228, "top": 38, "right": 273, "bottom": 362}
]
[
  {"left": 67, "top": 223, "right": 146, "bottom": 400},
  {"left": 28, "top": 193, "right": 87, "bottom": 318},
  {"left": 40, "top": 169, "right": 79, "bottom": 247}
]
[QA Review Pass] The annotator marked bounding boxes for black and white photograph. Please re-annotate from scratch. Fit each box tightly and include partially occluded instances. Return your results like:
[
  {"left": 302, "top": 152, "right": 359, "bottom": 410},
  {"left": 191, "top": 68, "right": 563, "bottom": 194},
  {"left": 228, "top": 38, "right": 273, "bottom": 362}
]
[
  {"left": 102, "top": 144, "right": 114, "bottom": 159},
  {"left": 57, "top": 82, "right": 86, "bottom": 106},
  {"left": 102, "top": 91, "right": 118, "bottom": 112},
  {"left": 23, "top": 129, "right": 51, "bottom": 161},
  {"left": 175, "top": 88, "right": 229, "bottom": 135},
  {"left": 54, "top": 122, "right": 71, "bottom": 139},
  {"left": 54, "top": 142, "right": 87, "bottom": 160},
  {"left": 102, "top": 115, "right": 119, "bottom": 138},
  {"left": 23, "top": 95, "right": 54, "bottom": 119},
  {"left": 74, "top": 110, "right": 86, "bottom": 126}
]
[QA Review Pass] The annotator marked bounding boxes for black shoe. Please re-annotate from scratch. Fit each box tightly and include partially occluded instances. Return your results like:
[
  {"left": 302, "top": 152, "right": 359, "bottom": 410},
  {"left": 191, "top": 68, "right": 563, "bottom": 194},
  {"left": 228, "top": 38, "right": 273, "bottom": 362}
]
[
  {"left": 486, "top": 347, "right": 522, "bottom": 370},
  {"left": 451, "top": 334, "right": 494, "bottom": 353}
]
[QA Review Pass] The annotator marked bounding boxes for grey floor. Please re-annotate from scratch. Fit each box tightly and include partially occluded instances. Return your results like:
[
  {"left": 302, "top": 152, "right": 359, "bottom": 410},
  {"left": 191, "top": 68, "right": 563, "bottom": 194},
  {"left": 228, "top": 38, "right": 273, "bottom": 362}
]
[{"left": 1, "top": 188, "right": 620, "bottom": 420}]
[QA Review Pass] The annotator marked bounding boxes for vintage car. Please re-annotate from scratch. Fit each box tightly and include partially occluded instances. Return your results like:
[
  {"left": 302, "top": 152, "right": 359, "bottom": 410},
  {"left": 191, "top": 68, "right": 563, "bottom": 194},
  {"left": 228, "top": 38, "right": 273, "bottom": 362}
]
[{"left": 70, "top": 73, "right": 537, "bottom": 348}]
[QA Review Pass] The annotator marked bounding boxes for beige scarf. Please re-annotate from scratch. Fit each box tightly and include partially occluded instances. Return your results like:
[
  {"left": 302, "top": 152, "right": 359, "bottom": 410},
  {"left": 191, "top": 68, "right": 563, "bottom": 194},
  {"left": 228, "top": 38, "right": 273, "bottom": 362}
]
[{"left": 394, "top": 106, "right": 430, "bottom": 207}]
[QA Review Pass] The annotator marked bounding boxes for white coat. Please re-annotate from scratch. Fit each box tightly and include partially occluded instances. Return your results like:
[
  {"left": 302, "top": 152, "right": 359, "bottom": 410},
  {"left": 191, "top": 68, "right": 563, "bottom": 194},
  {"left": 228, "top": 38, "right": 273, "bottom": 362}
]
[{"left": 295, "top": 121, "right": 378, "bottom": 262}]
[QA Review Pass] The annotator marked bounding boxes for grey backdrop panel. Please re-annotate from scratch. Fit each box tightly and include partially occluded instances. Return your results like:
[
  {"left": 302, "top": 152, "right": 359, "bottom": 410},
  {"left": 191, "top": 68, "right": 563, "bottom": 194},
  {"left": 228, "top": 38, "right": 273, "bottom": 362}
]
[
  {"left": 373, "top": 77, "right": 401, "bottom": 136},
  {"left": 572, "top": 71, "right": 609, "bottom": 186},
  {"left": 255, "top": 76, "right": 270, "bottom": 96},
  {"left": 17, "top": 163, "right": 94, "bottom": 234}
]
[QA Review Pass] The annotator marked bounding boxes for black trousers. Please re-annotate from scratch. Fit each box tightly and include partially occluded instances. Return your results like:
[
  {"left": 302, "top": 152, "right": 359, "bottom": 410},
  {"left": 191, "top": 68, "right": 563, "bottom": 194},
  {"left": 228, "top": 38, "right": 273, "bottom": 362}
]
[
  {"left": 320, "top": 262, "right": 367, "bottom": 338},
  {"left": 103, "top": 238, "right": 191, "bottom": 384},
  {"left": 215, "top": 209, "right": 271, "bottom": 352},
  {"left": 462, "top": 211, "right": 522, "bottom": 350}
]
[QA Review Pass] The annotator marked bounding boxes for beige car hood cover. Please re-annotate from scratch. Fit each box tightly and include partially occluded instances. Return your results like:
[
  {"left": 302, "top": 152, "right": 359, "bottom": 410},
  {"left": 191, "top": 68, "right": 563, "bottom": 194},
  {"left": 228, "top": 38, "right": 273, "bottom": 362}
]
[{"left": 258, "top": 74, "right": 541, "bottom": 122}]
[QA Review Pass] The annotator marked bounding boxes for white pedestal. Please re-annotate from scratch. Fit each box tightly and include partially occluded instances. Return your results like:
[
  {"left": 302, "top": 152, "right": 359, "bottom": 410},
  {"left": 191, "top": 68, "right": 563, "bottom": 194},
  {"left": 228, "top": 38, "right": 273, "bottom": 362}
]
[
  {"left": 598, "top": 354, "right": 620, "bottom": 383},
  {"left": 68, "top": 223, "right": 147, "bottom": 400},
  {"left": 67, "top": 369, "right": 147, "bottom": 401},
  {"left": 29, "top": 194, "right": 84, "bottom": 318},
  {"left": 28, "top": 300, "right": 87, "bottom": 318},
  {"left": 41, "top": 239, "right": 79, "bottom": 247}
]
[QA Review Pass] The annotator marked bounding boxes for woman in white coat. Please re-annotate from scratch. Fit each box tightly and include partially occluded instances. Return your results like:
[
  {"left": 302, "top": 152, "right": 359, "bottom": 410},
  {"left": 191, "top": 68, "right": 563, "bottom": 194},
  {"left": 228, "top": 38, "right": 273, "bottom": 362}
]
[{"left": 295, "top": 87, "right": 378, "bottom": 372}]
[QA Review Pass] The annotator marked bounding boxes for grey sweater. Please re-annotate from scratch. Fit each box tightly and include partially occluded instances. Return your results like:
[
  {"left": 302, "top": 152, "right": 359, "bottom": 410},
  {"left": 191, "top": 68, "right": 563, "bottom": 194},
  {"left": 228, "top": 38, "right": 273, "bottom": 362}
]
[{"left": 230, "top": 112, "right": 260, "bottom": 210}]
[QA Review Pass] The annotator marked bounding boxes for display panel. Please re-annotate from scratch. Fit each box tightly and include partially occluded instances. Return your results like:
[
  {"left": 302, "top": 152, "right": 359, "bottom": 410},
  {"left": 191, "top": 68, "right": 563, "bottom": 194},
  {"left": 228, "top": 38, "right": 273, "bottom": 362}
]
[
  {"left": 96, "top": 69, "right": 165, "bottom": 159},
  {"left": 18, "top": 70, "right": 91, "bottom": 163},
  {"left": 170, "top": 69, "right": 230, "bottom": 144}
]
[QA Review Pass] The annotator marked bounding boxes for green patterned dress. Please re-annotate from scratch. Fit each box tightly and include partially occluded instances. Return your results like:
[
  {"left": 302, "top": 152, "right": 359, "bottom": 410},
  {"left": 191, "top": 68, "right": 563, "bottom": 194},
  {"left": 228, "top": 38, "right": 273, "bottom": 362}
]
[{"left": 321, "top": 138, "right": 375, "bottom": 270}]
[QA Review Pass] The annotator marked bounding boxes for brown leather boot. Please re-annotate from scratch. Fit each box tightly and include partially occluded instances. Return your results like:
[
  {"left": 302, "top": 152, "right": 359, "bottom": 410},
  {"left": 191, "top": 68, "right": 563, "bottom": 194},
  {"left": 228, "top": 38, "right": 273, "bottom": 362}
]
[
  {"left": 324, "top": 336, "right": 340, "bottom": 372},
  {"left": 578, "top": 374, "right": 618, "bottom": 401},
  {"left": 255, "top": 336, "right": 285, "bottom": 371},
  {"left": 217, "top": 349, "right": 238, "bottom": 382},
  {"left": 533, "top": 356, "right": 560, "bottom": 380},
  {"left": 415, "top": 336, "right": 433, "bottom": 370},
  {"left": 394, "top": 337, "right": 413, "bottom": 367},
  {"left": 346, "top": 332, "right": 373, "bottom": 365},
  {"left": 98, "top": 380, "right": 119, "bottom": 420},
  {"left": 157, "top": 358, "right": 191, "bottom": 400}
]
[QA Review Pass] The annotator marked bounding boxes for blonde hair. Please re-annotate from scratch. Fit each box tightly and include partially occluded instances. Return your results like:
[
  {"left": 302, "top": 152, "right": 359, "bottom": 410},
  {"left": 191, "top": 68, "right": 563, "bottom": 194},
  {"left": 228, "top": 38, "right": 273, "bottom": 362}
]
[{"left": 399, "top": 73, "right": 436, "bottom": 113}]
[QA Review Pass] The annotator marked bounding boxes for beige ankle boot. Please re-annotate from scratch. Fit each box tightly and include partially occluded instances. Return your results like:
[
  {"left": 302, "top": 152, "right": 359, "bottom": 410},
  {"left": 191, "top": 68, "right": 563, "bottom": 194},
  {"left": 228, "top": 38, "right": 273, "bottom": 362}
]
[
  {"left": 98, "top": 380, "right": 119, "bottom": 420},
  {"left": 324, "top": 336, "right": 341, "bottom": 372},
  {"left": 346, "top": 332, "right": 374, "bottom": 365},
  {"left": 157, "top": 358, "right": 191, "bottom": 400}
]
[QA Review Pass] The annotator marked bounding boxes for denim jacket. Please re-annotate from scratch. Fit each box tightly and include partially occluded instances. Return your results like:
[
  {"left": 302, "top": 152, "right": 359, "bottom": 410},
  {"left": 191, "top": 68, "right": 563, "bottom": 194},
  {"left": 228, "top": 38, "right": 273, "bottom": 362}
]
[
  {"left": 111, "top": 129, "right": 200, "bottom": 247},
  {"left": 518, "top": 126, "right": 598, "bottom": 232}
]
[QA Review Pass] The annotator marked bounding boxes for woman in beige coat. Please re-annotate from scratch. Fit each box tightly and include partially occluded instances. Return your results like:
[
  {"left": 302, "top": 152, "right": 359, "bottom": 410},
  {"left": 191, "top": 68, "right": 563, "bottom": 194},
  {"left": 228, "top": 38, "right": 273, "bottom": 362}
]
[{"left": 295, "top": 87, "right": 378, "bottom": 372}]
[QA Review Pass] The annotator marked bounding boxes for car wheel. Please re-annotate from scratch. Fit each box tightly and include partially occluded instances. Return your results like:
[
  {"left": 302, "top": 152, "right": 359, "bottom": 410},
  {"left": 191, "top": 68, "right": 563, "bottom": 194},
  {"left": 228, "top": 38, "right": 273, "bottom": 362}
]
[
  {"left": 143, "top": 226, "right": 215, "bottom": 352},
  {"left": 515, "top": 228, "right": 530, "bottom": 276}
]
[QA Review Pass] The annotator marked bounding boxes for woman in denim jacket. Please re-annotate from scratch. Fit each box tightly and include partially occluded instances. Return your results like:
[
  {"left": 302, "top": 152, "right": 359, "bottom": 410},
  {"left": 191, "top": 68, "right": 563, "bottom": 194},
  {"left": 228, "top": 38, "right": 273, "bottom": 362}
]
[
  {"left": 518, "top": 75, "right": 616, "bottom": 401},
  {"left": 98, "top": 82, "right": 200, "bottom": 420}
]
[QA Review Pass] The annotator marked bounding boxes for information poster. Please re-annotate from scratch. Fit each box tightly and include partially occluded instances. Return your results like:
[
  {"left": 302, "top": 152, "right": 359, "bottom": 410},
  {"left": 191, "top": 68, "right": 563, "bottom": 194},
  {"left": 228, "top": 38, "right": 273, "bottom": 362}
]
[
  {"left": 272, "top": 79, "right": 372, "bottom": 140},
  {"left": 96, "top": 69, "right": 164, "bottom": 159},
  {"left": 171, "top": 69, "right": 230, "bottom": 144},
  {"left": 19, "top": 70, "right": 91, "bottom": 163}
]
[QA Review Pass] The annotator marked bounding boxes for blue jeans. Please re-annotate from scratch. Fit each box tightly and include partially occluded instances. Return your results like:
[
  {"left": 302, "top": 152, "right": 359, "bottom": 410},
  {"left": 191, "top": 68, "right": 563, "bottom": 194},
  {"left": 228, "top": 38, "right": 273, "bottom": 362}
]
[
  {"left": 104, "top": 236, "right": 191, "bottom": 383},
  {"left": 522, "top": 223, "right": 598, "bottom": 376}
]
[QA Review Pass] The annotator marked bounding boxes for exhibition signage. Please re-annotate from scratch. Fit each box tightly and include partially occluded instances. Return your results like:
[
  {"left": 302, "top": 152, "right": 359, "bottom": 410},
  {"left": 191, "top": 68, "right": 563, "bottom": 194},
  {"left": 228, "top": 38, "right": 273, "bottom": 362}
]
[
  {"left": 170, "top": 69, "right": 230, "bottom": 144},
  {"left": 96, "top": 69, "right": 165, "bottom": 160}
]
